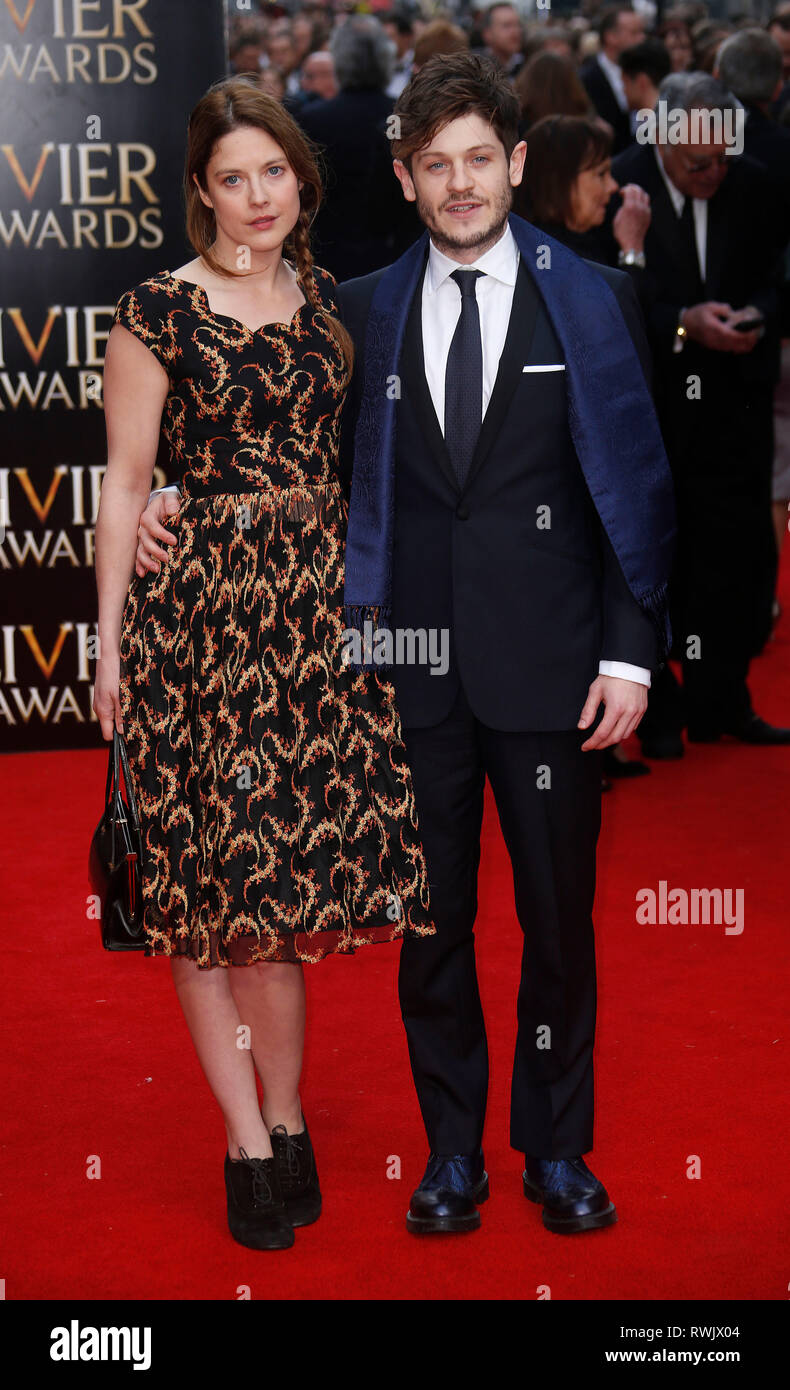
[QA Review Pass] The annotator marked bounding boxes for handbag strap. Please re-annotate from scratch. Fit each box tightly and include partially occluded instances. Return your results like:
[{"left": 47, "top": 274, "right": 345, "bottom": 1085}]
[{"left": 110, "top": 730, "right": 143, "bottom": 863}]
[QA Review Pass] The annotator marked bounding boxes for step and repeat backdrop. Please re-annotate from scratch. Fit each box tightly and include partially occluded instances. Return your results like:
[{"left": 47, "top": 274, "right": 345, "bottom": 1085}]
[{"left": 0, "top": 0, "right": 229, "bottom": 750}]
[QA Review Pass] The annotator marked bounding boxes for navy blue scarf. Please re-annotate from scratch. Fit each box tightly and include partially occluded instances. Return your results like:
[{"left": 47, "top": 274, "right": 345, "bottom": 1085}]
[{"left": 343, "top": 212, "right": 676, "bottom": 663}]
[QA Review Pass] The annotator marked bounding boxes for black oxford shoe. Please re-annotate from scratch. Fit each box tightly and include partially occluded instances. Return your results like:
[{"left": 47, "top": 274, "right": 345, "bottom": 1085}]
[
  {"left": 269, "top": 1119, "right": 322, "bottom": 1227},
  {"left": 406, "top": 1152, "right": 489, "bottom": 1234},
  {"left": 523, "top": 1155, "right": 617, "bottom": 1234},
  {"left": 224, "top": 1149, "right": 295, "bottom": 1249}
]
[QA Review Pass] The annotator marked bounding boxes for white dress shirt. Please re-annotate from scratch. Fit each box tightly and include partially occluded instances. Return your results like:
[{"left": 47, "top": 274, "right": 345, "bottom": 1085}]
[
  {"left": 597, "top": 50, "right": 629, "bottom": 113},
  {"left": 421, "top": 223, "right": 650, "bottom": 688},
  {"left": 597, "top": 50, "right": 638, "bottom": 134},
  {"left": 654, "top": 143, "right": 707, "bottom": 283}
]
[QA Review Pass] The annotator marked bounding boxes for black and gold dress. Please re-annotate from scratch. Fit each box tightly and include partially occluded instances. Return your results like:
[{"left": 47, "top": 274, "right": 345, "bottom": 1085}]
[{"left": 112, "top": 265, "right": 434, "bottom": 968}]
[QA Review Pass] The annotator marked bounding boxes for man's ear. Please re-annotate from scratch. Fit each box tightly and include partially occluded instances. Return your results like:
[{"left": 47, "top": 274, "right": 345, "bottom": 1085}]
[
  {"left": 509, "top": 139, "right": 527, "bottom": 188},
  {"left": 392, "top": 158, "right": 417, "bottom": 203}
]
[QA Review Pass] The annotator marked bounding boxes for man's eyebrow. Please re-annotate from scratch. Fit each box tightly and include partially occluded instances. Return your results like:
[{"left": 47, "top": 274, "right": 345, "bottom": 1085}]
[{"left": 418, "top": 143, "right": 499, "bottom": 159}]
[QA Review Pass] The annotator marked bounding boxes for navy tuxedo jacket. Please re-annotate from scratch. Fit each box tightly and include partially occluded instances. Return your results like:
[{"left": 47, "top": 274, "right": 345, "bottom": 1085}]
[{"left": 335, "top": 248, "right": 660, "bottom": 732}]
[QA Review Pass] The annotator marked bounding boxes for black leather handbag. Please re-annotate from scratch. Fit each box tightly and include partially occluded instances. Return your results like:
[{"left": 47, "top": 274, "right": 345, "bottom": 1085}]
[{"left": 89, "top": 731, "right": 145, "bottom": 951}]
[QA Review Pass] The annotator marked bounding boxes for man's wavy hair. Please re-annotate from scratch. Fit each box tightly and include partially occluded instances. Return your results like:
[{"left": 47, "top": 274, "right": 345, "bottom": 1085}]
[{"left": 391, "top": 52, "right": 521, "bottom": 172}]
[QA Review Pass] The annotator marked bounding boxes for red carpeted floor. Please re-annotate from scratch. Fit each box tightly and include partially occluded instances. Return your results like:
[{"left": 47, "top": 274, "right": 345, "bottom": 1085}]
[{"left": 2, "top": 556, "right": 789, "bottom": 1303}]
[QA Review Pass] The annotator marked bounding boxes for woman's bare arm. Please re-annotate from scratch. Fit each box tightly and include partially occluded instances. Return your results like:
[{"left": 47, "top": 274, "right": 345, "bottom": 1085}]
[{"left": 93, "top": 324, "right": 169, "bottom": 738}]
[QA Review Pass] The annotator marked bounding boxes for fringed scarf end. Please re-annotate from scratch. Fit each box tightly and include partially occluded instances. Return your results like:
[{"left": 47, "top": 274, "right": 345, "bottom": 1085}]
[
  {"left": 341, "top": 603, "right": 394, "bottom": 672},
  {"left": 638, "top": 581, "right": 673, "bottom": 666}
]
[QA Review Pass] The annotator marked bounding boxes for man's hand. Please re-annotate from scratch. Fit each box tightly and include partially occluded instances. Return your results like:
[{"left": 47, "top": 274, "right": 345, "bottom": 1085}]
[
  {"left": 682, "top": 302, "right": 761, "bottom": 354},
  {"left": 135, "top": 489, "right": 180, "bottom": 577},
  {"left": 577, "top": 674, "right": 648, "bottom": 751}
]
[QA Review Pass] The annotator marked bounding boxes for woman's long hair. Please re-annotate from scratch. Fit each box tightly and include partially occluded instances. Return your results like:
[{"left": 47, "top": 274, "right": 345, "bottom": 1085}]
[
  {"left": 184, "top": 76, "right": 353, "bottom": 384},
  {"left": 515, "top": 52, "right": 592, "bottom": 133}
]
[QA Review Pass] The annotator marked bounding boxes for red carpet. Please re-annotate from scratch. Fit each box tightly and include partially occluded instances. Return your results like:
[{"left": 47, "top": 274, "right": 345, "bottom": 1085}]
[{"left": 2, "top": 555, "right": 789, "bottom": 1301}]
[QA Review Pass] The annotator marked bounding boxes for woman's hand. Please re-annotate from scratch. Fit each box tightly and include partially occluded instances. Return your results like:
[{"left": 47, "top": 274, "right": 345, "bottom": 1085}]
[
  {"left": 93, "top": 649, "right": 123, "bottom": 741},
  {"left": 612, "top": 183, "right": 651, "bottom": 254},
  {"left": 136, "top": 489, "right": 181, "bottom": 577}
]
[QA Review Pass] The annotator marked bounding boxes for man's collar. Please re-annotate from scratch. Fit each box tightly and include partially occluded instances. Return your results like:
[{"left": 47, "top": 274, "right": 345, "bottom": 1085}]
[
  {"left": 425, "top": 219, "right": 519, "bottom": 293},
  {"left": 598, "top": 50, "right": 622, "bottom": 83},
  {"left": 654, "top": 144, "right": 685, "bottom": 213}
]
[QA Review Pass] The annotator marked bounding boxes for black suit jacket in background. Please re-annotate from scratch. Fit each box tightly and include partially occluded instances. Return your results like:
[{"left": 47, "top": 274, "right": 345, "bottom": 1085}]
[
  {"left": 297, "top": 87, "right": 421, "bottom": 282},
  {"left": 580, "top": 56, "right": 633, "bottom": 155},
  {"left": 335, "top": 248, "right": 660, "bottom": 732}
]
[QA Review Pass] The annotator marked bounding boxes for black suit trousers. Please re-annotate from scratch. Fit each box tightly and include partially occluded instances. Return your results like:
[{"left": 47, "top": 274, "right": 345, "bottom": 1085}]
[{"left": 397, "top": 682, "right": 603, "bottom": 1159}]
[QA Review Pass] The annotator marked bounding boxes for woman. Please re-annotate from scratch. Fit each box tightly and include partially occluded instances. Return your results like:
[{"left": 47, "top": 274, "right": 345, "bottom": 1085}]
[
  {"left": 658, "top": 14, "right": 694, "bottom": 73},
  {"left": 514, "top": 50, "right": 592, "bottom": 136},
  {"left": 93, "top": 76, "right": 434, "bottom": 1252},
  {"left": 514, "top": 115, "right": 653, "bottom": 783},
  {"left": 514, "top": 114, "right": 650, "bottom": 274}
]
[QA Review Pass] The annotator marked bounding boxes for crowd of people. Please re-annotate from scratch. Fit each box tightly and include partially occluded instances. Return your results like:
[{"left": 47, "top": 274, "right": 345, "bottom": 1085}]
[{"left": 225, "top": 0, "right": 790, "bottom": 769}]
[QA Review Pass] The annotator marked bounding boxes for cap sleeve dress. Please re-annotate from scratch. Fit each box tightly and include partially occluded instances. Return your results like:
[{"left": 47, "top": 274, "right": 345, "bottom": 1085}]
[{"left": 111, "top": 265, "right": 434, "bottom": 967}]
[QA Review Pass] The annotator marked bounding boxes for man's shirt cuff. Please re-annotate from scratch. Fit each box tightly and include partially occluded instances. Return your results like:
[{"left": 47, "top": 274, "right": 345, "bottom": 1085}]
[{"left": 599, "top": 660, "right": 651, "bottom": 687}]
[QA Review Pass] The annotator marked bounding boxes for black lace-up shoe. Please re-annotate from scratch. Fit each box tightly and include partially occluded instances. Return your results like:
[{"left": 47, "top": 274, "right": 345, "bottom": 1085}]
[
  {"left": 224, "top": 1148, "right": 295, "bottom": 1249},
  {"left": 522, "top": 1155, "right": 617, "bottom": 1234},
  {"left": 406, "top": 1152, "right": 489, "bottom": 1234},
  {"left": 269, "top": 1120, "right": 322, "bottom": 1227}
]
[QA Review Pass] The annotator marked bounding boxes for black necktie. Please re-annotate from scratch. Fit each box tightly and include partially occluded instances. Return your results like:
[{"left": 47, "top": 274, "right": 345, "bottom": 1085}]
[
  {"left": 444, "top": 268, "right": 484, "bottom": 489},
  {"left": 680, "top": 196, "right": 704, "bottom": 295}
]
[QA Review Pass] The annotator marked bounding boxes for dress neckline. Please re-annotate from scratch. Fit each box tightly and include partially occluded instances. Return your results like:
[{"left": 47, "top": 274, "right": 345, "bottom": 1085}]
[{"left": 163, "top": 270, "right": 311, "bottom": 334}]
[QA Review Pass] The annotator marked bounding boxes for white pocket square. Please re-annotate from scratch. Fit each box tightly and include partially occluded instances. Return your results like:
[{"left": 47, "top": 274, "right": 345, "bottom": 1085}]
[{"left": 522, "top": 363, "right": 566, "bottom": 373}]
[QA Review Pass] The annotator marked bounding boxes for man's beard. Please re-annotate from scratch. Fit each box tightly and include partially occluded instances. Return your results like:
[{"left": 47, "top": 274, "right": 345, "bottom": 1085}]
[{"left": 414, "top": 182, "right": 513, "bottom": 259}]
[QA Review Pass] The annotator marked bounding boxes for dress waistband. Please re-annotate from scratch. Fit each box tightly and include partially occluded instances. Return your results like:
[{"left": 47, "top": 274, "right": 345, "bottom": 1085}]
[
  {"left": 179, "top": 479, "right": 344, "bottom": 522},
  {"left": 180, "top": 479, "right": 342, "bottom": 498}
]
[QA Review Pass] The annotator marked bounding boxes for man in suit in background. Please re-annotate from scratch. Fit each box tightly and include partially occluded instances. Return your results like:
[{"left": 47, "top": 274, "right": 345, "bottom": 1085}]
[
  {"left": 337, "top": 53, "right": 675, "bottom": 1236},
  {"left": 716, "top": 27, "right": 790, "bottom": 217},
  {"left": 619, "top": 38, "right": 672, "bottom": 121},
  {"left": 614, "top": 71, "right": 790, "bottom": 755},
  {"left": 297, "top": 15, "right": 406, "bottom": 280},
  {"left": 478, "top": 3, "right": 526, "bottom": 82},
  {"left": 581, "top": 5, "right": 646, "bottom": 155}
]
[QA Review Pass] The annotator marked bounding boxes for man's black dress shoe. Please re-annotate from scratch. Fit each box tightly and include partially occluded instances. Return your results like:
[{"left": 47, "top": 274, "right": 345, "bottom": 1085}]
[
  {"left": 640, "top": 732, "right": 684, "bottom": 759},
  {"left": 602, "top": 748, "right": 651, "bottom": 778},
  {"left": 270, "top": 1118, "right": 321, "bottom": 1227},
  {"left": 406, "top": 1153, "right": 489, "bottom": 1234},
  {"left": 688, "top": 716, "right": 790, "bottom": 744},
  {"left": 523, "top": 1155, "right": 617, "bottom": 1235}
]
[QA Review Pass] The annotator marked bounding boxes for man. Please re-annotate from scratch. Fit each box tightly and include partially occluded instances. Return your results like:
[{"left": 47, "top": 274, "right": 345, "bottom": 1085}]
[
  {"left": 336, "top": 53, "right": 674, "bottom": 1236},
  {"left": 717, "top": 29, "right": 790, "bottom": 618},
  {"left": 613, "top": 72, "right": 790, "bottom": 754},
  {"left": 297, "top": 16, "right": 402, "bottom": 280},
  {"left": 619, "top": 37, "right": 672, "bottom": 117},
  {"left": 768, "top": 4, "right": 790, "bottom": 84},
  {"left": 267, "top": 21, "right": 303, "bottom": 99},
  {"left": 135, "top": 54, "right": 676, "bottom": 1238},
  {"left": 382, "top": 8, "right": 416, "bottom": 99},
  {"left": 716, "top": 28, "right": 790, "bottom": 210},
  {"left": 229, "top": 28, "right": 265, "bottom": 76},
  {"left": 478, "top": 3, "right": 525, "bottom": 81},
  {"left": 287, "top": 49, "right": 338, "bottom": 110},
  {"left": 580, "top": 6, "right": 647, "bottom": 154}
]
